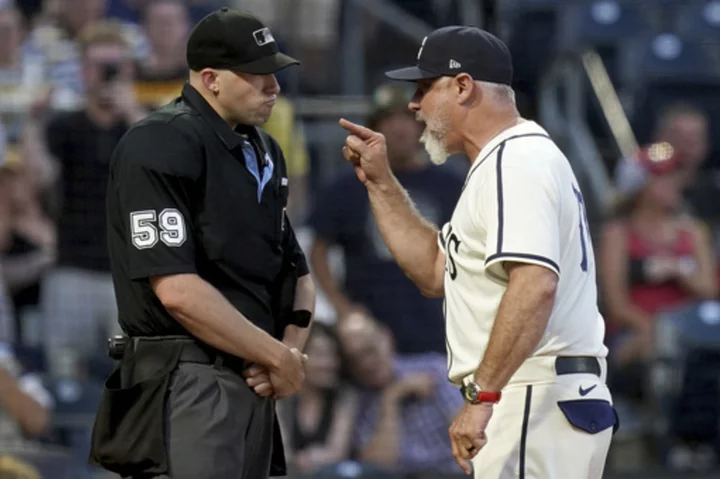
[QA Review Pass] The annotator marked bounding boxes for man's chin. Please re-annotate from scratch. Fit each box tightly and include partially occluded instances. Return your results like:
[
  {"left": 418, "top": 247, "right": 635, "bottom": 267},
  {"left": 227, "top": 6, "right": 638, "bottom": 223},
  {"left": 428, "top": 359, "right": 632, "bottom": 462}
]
[
  {"left": 244, "top": 115, "right": 270, "bottom": 127},
  {"left": 420, "top": 130, "right": 450, "bottom": 165},
  {"left": 422, "top": 139, "right": 450, "bottom": 165},
  {"left": 427, "top": 152, "right": 449, "bottom": 166}
]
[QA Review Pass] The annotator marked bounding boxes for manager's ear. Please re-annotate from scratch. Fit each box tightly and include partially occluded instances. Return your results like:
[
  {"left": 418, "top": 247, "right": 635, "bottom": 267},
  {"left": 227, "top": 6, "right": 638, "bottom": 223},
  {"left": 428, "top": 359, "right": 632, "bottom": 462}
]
[{"left": 453, "top": 73, "right": 476, "bottom": 106}]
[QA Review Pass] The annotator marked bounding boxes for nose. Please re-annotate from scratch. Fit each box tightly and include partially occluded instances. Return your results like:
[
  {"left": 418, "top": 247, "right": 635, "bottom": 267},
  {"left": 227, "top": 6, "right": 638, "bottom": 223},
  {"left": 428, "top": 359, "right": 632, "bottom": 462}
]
[
  {"left": 408, "top": 89, "right": 422, "bottom": 113},
  {"left": 266, "top": 74, "right": 280, "bottom": 95}
]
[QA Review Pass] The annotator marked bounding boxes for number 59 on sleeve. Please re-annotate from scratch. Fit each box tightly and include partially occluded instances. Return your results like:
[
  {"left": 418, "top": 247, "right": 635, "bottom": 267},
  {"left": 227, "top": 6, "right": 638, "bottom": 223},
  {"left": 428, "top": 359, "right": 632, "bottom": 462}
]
[{"left": 130, "top": 209, "right": 187, "bottom": 250}]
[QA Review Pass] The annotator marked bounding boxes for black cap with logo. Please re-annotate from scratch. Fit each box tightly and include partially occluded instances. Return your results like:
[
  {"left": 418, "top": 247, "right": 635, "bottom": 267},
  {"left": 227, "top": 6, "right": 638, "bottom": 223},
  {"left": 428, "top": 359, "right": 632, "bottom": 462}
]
[
  {"left": 385, "top": 26, "right": 513, "bottom": 85},
  {"left": 186, "top": 8, "right": 300, "bottom": 74}
]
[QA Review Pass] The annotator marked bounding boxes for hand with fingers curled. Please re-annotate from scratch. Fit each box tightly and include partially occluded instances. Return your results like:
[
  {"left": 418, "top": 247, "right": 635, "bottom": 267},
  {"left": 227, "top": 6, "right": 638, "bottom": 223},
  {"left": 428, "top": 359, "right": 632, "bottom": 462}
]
[
  {"left": 338, "top": 118, "right": 394, "bottom": 186},
  {"left": 243, "top": 347, "right": 308, "bottom": 400},
  {"left": 449, "top": 402, "right": 494, "bottom": 475},
  {"left": 243, "top": 363, "right": 275, "bottom": 398}
]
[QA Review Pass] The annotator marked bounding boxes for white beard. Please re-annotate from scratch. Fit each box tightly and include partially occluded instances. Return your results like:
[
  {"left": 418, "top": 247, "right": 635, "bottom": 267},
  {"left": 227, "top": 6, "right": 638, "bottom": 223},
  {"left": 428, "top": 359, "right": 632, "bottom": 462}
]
[{"left": 420, "top": 128, "right": 449, "bottom": 166}]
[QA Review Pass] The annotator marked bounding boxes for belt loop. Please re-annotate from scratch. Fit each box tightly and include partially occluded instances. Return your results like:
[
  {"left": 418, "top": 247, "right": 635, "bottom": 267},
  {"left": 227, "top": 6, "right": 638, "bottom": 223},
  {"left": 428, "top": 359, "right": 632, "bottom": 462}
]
[{"left": 214, "top": 354, "right": 224, "bottom": 370}]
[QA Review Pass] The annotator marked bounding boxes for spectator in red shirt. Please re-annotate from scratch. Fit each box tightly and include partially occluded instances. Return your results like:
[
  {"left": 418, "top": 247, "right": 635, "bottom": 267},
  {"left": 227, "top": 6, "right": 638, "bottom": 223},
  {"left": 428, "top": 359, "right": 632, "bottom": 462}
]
[{"left": 599, "top": 142, "right": 717, "bottom": 370}]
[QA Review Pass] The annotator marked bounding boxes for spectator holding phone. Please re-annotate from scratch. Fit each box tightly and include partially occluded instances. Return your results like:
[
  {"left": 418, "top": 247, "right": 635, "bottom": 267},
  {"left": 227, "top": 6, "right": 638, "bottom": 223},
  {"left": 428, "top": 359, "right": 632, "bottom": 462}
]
[
  {"left": 25, "top": 0, "right": 149, "bottom": 111},
  {"left": 22, "top": 21, "right": 147, "bottom": 373}
]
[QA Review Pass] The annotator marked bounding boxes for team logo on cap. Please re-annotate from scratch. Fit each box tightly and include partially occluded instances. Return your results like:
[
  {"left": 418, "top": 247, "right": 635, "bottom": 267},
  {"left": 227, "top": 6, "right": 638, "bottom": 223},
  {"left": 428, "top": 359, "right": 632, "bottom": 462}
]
[
  {"left": 417, "top": 36, "right": 427, "bottom": 60},
  {"left": 253, "top": 27, "right": 275, "bottom": 47}
]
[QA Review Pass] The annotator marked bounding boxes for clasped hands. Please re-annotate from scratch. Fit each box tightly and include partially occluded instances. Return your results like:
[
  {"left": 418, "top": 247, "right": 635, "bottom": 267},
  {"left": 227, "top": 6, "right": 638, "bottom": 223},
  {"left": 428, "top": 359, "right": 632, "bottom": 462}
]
[{"left": 243, "top": 347, "right": 308, "bottom": 400}]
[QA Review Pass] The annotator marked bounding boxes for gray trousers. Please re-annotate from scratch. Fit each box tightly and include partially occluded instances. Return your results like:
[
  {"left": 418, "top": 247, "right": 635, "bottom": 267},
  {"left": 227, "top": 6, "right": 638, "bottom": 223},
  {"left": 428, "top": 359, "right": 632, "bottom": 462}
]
[{"left": 142, "top": 362, "right": 275, "bottom": 479}]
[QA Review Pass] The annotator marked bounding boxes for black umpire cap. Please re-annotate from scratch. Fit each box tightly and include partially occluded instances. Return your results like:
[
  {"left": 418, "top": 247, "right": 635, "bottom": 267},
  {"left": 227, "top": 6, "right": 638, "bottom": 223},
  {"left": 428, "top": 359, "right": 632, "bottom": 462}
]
[
  {"left": 186, "top": 7, "right": 300, "bottom": 74},
  {"left": 385, "top": 26, "right": 513, "bottom": 85}
]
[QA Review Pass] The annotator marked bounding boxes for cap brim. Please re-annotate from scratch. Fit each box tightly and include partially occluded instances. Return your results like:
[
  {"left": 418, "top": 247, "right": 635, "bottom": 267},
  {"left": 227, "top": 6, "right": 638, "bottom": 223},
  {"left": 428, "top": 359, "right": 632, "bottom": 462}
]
[
  {"left": 231, "top": 52, "right": 300, "bottom": 75},
  {"left": 385, "top": 65, "right": 440, "bottom": 81}
]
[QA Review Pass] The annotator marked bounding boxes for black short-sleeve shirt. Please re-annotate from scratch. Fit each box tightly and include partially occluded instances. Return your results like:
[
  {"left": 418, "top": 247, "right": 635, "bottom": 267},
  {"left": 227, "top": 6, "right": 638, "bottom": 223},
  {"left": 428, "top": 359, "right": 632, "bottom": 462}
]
[
  {"left": 107, "top": 83, "right": 308, "bottom": 337},
  {"left": 47, "top": 111, "right": 129, "bottom": 271}
]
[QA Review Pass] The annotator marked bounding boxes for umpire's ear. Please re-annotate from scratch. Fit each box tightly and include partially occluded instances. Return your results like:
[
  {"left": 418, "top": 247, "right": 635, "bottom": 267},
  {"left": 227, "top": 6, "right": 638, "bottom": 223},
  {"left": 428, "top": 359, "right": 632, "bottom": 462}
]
[{"left": 195, "top": 68, "right": 221, "bottom": 95}]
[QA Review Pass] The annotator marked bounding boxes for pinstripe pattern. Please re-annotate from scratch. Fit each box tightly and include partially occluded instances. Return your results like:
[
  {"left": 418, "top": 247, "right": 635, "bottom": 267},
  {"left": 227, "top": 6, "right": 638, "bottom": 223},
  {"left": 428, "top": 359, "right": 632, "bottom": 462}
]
[{"left": 519, "top": 385, "right": 533, "bottom": 479}]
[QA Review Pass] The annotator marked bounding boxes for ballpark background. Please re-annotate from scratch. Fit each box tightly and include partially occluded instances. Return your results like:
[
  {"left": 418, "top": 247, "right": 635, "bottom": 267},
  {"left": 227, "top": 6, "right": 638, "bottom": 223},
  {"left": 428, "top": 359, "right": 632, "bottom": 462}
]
[{"left": 1, "top": 0, "right": 720, "bottom": 478}]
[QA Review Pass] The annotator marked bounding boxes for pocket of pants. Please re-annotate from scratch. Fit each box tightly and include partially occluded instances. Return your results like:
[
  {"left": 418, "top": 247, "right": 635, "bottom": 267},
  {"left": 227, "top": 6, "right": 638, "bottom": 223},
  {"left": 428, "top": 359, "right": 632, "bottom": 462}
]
[
  {"left": 557, "top": 399, "right": 618, "bottom": 435},
  {"left": 89, "top": 365, "right": 172, "bottom": 476}
]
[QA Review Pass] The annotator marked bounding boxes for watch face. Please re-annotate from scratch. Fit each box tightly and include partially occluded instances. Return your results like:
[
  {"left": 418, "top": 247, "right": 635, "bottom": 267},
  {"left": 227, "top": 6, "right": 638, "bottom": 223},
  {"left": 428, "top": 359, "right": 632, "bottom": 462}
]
[{"left": 464, "top": 383, "right": 479, "bottom": 403}]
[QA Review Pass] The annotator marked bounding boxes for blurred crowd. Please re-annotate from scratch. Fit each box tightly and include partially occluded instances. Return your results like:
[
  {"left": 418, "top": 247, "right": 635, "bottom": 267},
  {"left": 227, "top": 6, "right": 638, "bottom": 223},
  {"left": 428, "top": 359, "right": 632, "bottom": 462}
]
[{"left": 0, "top": 0, "right": 719, "bottom": 478}]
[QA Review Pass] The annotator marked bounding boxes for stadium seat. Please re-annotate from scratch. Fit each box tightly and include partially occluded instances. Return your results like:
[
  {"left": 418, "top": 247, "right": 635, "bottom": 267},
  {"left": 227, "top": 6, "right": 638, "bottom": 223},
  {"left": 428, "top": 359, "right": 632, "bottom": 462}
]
[
  {"left": 652, "top": 301, "right": 720, "bottom": 413},
  {"left": 557, "top": 0, "right": 657, "bottom": 44},
  {"left": 557, "top": 0, "right": 658, "bottom": 82},
  {"left": 659, "top": 301, "right": 720, "bottom": 352},
  {"left": 620, "top": 33, "right": 720, "bottom": 87},
  {"left": 674, "top": 0, "right": 720, "bottom": 44},
  {"left": 651, "top": 301, "right": 720, "bottom": 463},
  {"left": 552, "top": 1, "right": 661, "bottom": 155}
]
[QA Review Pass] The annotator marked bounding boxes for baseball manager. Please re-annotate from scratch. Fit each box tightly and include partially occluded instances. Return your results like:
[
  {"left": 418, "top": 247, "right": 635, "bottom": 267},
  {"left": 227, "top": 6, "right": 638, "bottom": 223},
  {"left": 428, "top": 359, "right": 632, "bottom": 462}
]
[{"left": 341, "top": 26, "right": 617, "bottom": 478}]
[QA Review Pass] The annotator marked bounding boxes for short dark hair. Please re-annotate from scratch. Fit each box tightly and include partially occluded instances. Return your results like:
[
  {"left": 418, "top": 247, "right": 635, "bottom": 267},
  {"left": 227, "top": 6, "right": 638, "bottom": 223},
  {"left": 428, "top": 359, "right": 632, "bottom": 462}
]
[
  {"left": 366, "top": 83, "right": 417, "bottom": 130},
  {"left": 306, "top": 322, "right": 353, "bottom": 385},
  {"left": 78, "top": 21, "right": 129, "bottom": 57},
  {"left": 654, "top": 102, "right": 708, "bottom": 137}
]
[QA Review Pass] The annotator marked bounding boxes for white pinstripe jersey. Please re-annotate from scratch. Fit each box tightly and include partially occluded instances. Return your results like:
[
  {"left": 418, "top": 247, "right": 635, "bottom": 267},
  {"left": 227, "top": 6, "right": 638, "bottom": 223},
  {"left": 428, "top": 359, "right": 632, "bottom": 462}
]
[{"left": 438, "top": 121, "right": 608, "bottom": 385}]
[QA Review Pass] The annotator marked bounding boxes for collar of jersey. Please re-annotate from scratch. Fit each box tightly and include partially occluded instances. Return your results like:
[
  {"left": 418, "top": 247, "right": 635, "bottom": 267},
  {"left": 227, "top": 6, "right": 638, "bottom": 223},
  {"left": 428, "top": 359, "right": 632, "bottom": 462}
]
[
  {"left": 182, "top": 83, "right": 246, "bottom": 150},
  {"left": 466, "top": 120, "right": 546, "bottom": 179}
]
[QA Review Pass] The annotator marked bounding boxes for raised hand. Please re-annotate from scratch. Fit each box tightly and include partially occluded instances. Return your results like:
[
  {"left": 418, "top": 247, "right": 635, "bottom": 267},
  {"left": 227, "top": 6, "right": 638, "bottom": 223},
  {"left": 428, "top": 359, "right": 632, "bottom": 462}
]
[{"left": 339, "top": 118, "right": 393, "bottom": 185}]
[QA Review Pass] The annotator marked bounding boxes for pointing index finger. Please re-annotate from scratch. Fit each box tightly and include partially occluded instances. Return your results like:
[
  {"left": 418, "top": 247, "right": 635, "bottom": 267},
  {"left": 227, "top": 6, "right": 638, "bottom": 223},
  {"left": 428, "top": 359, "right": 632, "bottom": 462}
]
[{"left": 339, "top": 118, "right": 377, "bottom": 141}]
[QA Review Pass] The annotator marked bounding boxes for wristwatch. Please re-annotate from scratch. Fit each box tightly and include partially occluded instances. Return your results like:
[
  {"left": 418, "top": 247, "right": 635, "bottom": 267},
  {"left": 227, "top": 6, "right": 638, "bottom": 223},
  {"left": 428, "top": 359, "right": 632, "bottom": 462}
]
[{"left": 461, "top": 375, "right": 502, "bottom": 405}]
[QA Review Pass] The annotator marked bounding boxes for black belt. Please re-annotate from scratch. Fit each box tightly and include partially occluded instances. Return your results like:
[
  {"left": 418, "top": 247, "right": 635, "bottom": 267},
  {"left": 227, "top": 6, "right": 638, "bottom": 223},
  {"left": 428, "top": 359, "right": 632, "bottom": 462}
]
[
  {"left": 555, "top": 356, "right": 601, "bottom": 377},
  {"left": 127, "top": 336, "right": 249, "bottom": 376},
  {"left": 177, "top": 340, "right": 249, "bottom": 373}
]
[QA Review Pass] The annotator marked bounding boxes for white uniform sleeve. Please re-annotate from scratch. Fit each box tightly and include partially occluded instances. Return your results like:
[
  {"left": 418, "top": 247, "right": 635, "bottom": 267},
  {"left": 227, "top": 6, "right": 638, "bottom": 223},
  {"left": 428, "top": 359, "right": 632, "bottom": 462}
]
[{"left": 480, "top": 146, "right": 561, "bottom": 281}]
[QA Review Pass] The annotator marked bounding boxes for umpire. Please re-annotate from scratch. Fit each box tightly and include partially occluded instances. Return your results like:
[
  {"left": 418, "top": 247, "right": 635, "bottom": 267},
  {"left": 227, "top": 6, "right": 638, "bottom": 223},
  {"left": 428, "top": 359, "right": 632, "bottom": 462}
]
[{"left": 89, "top": 8, "right": 315, "bottom": 479}]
